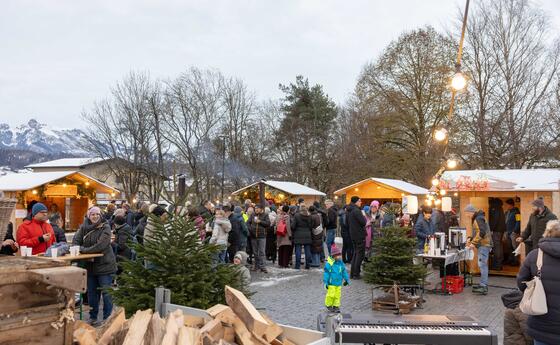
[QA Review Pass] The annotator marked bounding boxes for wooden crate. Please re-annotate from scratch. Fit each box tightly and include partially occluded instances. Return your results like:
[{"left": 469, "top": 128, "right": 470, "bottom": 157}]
[{"left": 0, "top": 256, "right": 87, "bottom": 345}]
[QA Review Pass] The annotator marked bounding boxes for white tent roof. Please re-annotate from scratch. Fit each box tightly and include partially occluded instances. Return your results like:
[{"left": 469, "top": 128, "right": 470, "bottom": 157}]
[
  {"left": 441, "top": 169, "right": 560, "bottom": 192},
  {"left": 0, "top": 170, "right": 118, "bottom": 193},
  {"left": 334, "top": 177, "right": 429, "bottom": 195},
  {"left": 232, "top": 180, "right": 325, "bottom": 196},
  {"left": 26, "top": 158, "right": 104, "bottom": 169}
]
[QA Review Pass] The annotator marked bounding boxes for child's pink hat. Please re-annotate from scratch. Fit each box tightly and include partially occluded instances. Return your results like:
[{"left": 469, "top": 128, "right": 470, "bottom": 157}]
[{"left": 331, "top": 245, "right": 342, "bottom": 256}]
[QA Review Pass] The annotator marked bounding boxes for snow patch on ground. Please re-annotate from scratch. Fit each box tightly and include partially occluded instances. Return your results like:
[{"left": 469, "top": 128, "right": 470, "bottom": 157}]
[{"left": 250, "top": 274, "right": 306, "bottom": 288}]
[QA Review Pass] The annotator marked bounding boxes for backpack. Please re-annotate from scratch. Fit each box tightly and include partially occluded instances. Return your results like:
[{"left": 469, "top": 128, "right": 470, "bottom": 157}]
[{"left": 277, "top": 219, "right": 288, "bottom": 237}]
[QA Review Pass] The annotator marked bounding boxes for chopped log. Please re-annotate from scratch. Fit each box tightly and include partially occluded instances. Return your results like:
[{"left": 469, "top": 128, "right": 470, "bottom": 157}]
[
  {"left": 74, "top": 328, "right": 97, "bottom": 345},
  {"left": 223, "top": 324, "right": 236, "bottom": 343},
  {"left": 218, "top": 339, "right": 236, "bottom": 345},
  {"left": 200, "top": 319, "right": 224, "bottom": 340},
  {"left": 178, "top": 326, "right": 202, "bottom": 345},
  {"left": 184, "top": 315, "right": 206, "bottom": 328},
  {"left": 283, "top": 338, "right": 296, "bottom": 345},
  {"left": 123, "top": 309, "right": 153, "bottom": 345},
  {"left": 225, "top": 286, "right": 269, "bottom": 337},
  {"left": 206, "top": 304, "right": 231, "bottom": 318},
  {"left": 74, "top": 320, "right": 96, "bottom": 333},
  {"left": 145, "top": 311, "right": 166, "bottom": 345},
  {"left": 109, "top": 319, "right": 130, "bottom": 345},
  {"left": 97, "top": 307, "right": 126, "bottom": 345},
  {"left": 270, "top": 339, "right": 283, "bottom": 345},
  {"left": 214, "top": 307, "right": 236, "bottom": 325},
  {"left": 230, "top": 317, "right": 255, "bottom": 345},
  {"left": 161, "top": 310, "right": 184, "bottom": 345},
  {"left": 259, "top": 313, "right": 283, "bottom": 342}
]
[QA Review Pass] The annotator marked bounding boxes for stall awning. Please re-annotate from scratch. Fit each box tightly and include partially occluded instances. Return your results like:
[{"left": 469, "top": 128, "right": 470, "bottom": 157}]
[
  {"left": 0, "top": 171, "right": 119, "bottom": 194},
  {"left": 334, "top": 177, "right": 429, "bottom": 196},
  {"left": 232, "top": 180, "right": 325, "bottom": 196},
  {"left": 441, "top": 169, "right": 560, "bottom": 192}
]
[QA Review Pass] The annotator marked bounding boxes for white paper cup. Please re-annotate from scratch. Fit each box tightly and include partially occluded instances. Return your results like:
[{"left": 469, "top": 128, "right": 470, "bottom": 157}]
[
  {"left": 72, "top": 246, "right": 80, "bottom": 255},
  {"left": 25, "top": 247, "right": 33, "bottom": 256},
  {"left": 20, "top": 246, "right": 28, "bottom": 256},
  {"left": 51, "top": 248, "right": 58, "bottom": 258}
]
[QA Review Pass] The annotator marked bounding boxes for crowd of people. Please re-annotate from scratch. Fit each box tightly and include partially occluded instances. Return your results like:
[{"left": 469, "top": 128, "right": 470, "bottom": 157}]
[{"left": 2, "top": 194, "right": 560, "bottom": 344}]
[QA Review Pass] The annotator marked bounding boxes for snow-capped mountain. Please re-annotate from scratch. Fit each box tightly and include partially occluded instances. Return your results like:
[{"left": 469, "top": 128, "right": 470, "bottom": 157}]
[
  {"left": 0, "top": 119, "right": 87, "bottom": 171},
  {"left": 0, "top": 119, "right": 86, "bottom": 155}
]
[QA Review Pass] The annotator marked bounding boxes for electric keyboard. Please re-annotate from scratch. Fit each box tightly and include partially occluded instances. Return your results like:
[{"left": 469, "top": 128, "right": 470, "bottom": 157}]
[{"left": 318, "top": 313, "right": 498, "bottom": 345}]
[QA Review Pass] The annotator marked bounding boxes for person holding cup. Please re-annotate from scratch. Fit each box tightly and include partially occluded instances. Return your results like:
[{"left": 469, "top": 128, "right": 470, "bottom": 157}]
[
  {"left": 73, "top": 206, "right": 117, "bottom": 325},
  {"left": 16, "top": 203, "right": 55, "bottom": 255}
]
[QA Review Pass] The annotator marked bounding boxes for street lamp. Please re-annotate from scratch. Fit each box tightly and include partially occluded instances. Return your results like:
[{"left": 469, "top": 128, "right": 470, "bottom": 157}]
[
  {"left": 446, "top": 158, "right": 458, "bottom": 169},
  {"left": 451, "top": 71, "right": 467, "bottom": 91},
  {"left": 434, "top": 128, "right": 448, "bottom": 142}
]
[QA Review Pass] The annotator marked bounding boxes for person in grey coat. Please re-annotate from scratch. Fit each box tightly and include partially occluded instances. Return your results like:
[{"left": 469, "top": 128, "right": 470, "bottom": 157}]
[
  {"left": 517, "top": 198, "right": 558, "bottom": 255},
  {"left": 517, "top": 220, "right": 560, "bottom": 345},
  {"left": 73, "top": 206, "right": 117, "bottom": 325},
  {"left": 234, "top": 251, "right": 251, "bottom": 286}
]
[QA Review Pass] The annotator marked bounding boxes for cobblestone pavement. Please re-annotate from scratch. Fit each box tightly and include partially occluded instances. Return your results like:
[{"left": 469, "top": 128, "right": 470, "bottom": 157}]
[{"left": 249, "top": 262, "right": 517, "bottom": 345}]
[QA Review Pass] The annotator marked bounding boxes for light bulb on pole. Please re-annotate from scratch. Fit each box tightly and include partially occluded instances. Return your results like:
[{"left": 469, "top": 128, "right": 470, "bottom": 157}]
[
  {"left": 431, "top": 178, "right": 440, "bottom": 187},
  {"left": 434, "top": 128, "right": 448, "bottom": 142},
  {"left": 451, "top": 72, "right": 467, "bottom": 91},
  {"left": 447, "top": 158, "right": 458, "bottom": 169}
]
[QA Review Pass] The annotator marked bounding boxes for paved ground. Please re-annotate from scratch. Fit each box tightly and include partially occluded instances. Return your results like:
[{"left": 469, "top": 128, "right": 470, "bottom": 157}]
[{"left": 249, "top": 262, "right": 517, "bottom": 345}]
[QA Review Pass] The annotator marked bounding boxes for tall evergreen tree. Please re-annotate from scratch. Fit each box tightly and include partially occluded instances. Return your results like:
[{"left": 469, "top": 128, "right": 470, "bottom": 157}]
[
  {"left": 110, "top": 214, "right": 248, "bottom": 316},
  {"left": 276, "top": 76, "right": 338, "bottom": 192},
  {"left": 364, "top": 226, "right": 427, "bottom": 285}
]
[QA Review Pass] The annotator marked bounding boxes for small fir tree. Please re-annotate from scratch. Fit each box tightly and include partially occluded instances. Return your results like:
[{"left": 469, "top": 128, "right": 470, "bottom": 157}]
[
  {"left": 110, "top": 214, "right": 248, "bottom": 316},
  {"left": 364, "top": 226, "right": 426, "bottom": 285}
]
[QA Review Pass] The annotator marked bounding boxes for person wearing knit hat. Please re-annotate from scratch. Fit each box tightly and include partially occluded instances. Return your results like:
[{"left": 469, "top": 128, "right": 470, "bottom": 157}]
[
  {"left": 464, "top": 204, "right": 492, "bottom": 295},
  {"left": 16, "top": 202, "right": 56, "bottom": 255},
  {"left": 233, "top": 251, "right": 251, "bottom": 285},
  {"left": 73, "top": 204, "right": 117, "bottom": 325},
  {"left": 323, "top": 244, "right": 350, "bottom": 313},
  {"left": 517, "top": 197, "right": 558, "bottom": 254}
]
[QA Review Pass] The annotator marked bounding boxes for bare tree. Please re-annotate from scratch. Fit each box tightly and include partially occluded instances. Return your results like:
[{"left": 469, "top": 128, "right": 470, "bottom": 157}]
[
  {"left": 457, "top": 0, "right": 560, "bottom": 168},
  {"left": 81, "top": 72, "right": 165, "bottom": 203}
]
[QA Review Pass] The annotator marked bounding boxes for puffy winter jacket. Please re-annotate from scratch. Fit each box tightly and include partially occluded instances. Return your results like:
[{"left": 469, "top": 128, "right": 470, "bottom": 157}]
[
  {"left": 292, "top": 212, "right": 313, "bottom": 245},
  {"left": 517, "top": 237, "right": 560, "bottom": 344},
  {"left": 16, "top": 219, "right": 56, "bottom": 255},
  {"left": 326, "top": 206, "right": 338, "bottom": 230},
  {"left": 73, "top": 219, "right": 117, "bottom": 275},
  {"left": 210, "top": 217, "right": 231, "bottom": 246},
  {"left": 347, "top": 203, "right": 366, "bottom": 241},
  {"left": 414, "top": 215, "right": 434, "bottom": 250},
  {"left": 323, "top": 256, "right": 349, "bottom": 287},
  {"left": 114, "top": 223, "right": 133, "bottom": 260},
  {"left": 310, "top": 211, "right": 323, "bottom": 253},
  {"left": 503, "top": 307, "right": 531, "bottom": 345}
]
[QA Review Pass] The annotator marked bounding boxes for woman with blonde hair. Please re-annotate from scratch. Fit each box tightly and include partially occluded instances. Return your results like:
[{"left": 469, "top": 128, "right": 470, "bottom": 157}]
[{"left": 517, "top": 220, "right": 560, "bottom": 345}]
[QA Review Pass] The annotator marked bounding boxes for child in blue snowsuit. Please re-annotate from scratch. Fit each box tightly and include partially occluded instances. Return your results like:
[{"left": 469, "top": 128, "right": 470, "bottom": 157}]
[{"left": 323, "top": 245, "right": 350, "bottom": 313}]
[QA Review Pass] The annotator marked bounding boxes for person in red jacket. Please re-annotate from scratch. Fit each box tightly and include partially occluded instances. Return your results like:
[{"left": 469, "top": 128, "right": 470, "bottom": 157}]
[{"left": 17, "top": 202, "right": 55, "bottom": 254}]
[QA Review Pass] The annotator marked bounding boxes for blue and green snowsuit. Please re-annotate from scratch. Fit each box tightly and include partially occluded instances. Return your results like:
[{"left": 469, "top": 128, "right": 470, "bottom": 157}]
[{"left": 323, "top": 256, "right": 350, "bottom": 307}]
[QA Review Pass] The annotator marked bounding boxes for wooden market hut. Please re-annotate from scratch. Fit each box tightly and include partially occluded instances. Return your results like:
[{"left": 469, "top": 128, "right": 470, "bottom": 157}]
[
  {"left": 231, "top": 180, "right": 326, "bottom": 206},
  {"left": 0, "top": 170, "right": 120, "bottom": 232},
  {"left": 333, "top": 177, "right": 429, "bottom": 206},
  {"left": 441, "top": 168, "right": 560, "bottom": 276}
]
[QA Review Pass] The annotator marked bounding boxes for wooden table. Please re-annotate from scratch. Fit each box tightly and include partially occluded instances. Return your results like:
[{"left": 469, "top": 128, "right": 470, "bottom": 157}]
[{"left": 39, "top": 253, "right": 104, "bottom": 261}]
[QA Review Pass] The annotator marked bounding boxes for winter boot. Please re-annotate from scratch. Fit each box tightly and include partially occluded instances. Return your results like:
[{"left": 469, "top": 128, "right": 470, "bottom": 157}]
[{"left": 472, "top": 285, "right": 488, "bottom": 295}]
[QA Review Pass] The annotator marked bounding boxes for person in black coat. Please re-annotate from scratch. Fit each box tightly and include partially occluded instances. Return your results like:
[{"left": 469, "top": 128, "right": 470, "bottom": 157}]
[
  {"left": 48, "top": 214, "right": 67, "bottom": 243},
  {"left": 291, "top": 205, "right": 313, "bottom": 269},
  {"left": 113, "top": 215, "right": 133, "bottom": 262},
  {"left": 347, "top": 196, "right": 366, "bottom": 279},
  {"left": 225, "top": 205, "right": 241, "bottom": 263},
  {"left": 339, "top": 206, "right": 353, "bottom": 263},
  {"left": 517, "top": 220, "right": 560, "bottom": 345},
  {"left": 489, "top": 198, "right": 506, "bottom": 270},
  {"left": 1, "top": 223, "right": 19, "bottom": 255}
]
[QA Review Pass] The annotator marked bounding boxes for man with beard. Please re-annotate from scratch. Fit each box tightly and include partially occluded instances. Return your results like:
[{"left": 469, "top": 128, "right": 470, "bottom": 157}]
[{"left": 517, "top": 198, "right": 557, "bottom": 254}]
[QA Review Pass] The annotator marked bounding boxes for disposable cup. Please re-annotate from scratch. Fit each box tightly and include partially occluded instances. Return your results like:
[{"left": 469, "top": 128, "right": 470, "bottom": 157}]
[
  {"left": 20, "top": 246, "right": 28, "bottom": 256},
  {"left": 72, "top": 246, "right": 80, "bottom": 255},
  {"left": 25, "top": 247, "right": 33, "bottom": 256},
  {"left": 51, "top": 248, "right": 58, "bottom": 258}
]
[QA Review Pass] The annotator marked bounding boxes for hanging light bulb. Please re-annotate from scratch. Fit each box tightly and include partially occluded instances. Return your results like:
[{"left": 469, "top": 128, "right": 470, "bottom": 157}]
[
  {"left": 85, "top": 181, "right": 90, "bottom": 186},
  {"left": 440, "top": 189, "right": 447, "bottom": 196},
  {"left": 32, "top": 189, "right": 38, "bottom": 195},
  {"left": 451, "top": 72, "right": 467, "bottom": 91},
  {"left": 454, "top": 192, "right": 459, "bottom": 197},
  {"left": 431, "top": 178, "right": 440, "bottom": 187},
  {"left": 434, "top": 128, "right": 448, "bottom": 142},
  {"left": 434, "top": 199, "right": 442, "bottom": 206},
  {"left": 446, "top": 158, "right": 458, "bottom": 169}
]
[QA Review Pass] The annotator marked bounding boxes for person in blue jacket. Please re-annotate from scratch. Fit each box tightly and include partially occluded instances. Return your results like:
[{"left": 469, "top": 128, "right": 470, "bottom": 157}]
[
  {"left": 324, "top": 245, "right": 350, "bottom": 313},
  {"left": 414, "top": 205, "right": 434, "bottom": 252}
]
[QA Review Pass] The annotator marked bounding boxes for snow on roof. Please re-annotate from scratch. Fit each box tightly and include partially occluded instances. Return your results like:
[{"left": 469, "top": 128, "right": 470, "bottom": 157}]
[
  {"left": 232, "top": 180, "right": 326, "bottom": 196},
  {"left": 334, "top": 177, "right": 429, "bottom": 195},
  {"left": 0, "top": 170, "right": 119, "bottom": 192},
  {"left": 441, "top": 169, "right": 560, "bottom": 192},
  {"left": 25, "top": 158, "right": 104, "bottom": 169}
]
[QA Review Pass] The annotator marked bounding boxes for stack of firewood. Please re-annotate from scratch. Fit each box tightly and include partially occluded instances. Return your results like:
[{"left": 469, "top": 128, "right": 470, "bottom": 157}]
[{"left": 73, "top": 286, "right": 295, "bottom": 345}]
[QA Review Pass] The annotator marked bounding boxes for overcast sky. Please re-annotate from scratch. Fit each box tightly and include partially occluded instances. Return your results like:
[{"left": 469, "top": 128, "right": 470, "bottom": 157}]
[{"left": 1, "top": 0, "right": 559, "bottom": 129}]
